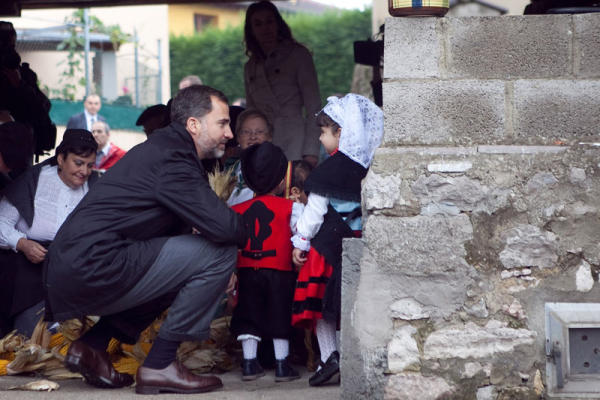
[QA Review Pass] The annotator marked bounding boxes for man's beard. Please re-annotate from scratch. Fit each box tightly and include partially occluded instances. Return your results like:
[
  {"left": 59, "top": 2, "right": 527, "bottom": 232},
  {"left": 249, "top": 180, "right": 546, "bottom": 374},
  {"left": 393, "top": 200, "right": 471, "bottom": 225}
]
[{"left": 196, "top": 134, "right": 224, "bottom": 159}]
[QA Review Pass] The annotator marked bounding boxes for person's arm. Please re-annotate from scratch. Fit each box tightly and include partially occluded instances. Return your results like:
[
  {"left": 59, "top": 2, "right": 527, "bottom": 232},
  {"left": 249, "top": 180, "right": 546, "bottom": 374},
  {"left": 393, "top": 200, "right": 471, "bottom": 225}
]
[
  {"left": 155, "top": 154, "right": 248, "bottom": 248},
  {"left": 295, "top": 47, "right": 322, "bottom": 160},
  {"left": 290, "top": 201, "right": 305, "bottom": 234},
  {"left": 0, "top": 197, "right": 26, "bottom": 251},
  {"left": 291, "top": 192, "right": 328, "bottom": 252},
  {"left": 244, "top": 62, "right": 257, "bottom": 109}
]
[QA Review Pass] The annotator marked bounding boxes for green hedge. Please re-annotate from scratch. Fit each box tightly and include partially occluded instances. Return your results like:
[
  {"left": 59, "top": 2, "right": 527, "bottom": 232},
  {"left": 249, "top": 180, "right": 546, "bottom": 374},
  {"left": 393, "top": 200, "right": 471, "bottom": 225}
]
[
  {"left": 50, "top": 99, "right": 144, "bottom": 131},
  {"left": 170, "top": 8, "right": 372, "bottom": 104}
]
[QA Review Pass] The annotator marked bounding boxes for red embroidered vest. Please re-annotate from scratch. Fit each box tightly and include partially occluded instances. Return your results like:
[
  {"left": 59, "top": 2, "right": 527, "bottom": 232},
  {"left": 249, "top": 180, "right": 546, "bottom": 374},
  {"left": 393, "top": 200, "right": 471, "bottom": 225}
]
[{"left": 232, "top": 195, "right": 293, "bottom": 271}]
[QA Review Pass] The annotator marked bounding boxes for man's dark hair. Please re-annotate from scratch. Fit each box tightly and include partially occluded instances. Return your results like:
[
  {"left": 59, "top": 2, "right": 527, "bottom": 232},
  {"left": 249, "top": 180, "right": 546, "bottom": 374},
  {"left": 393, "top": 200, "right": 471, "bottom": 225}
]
[
  {"left": 170, "top": 85, "right": 228, "bottom": 126},
  {"left": 291, "top": 159, "right": 313, "bottom": 191},
  {"left": 0, "top": 121, "right": 33, "bottom": 171},
  {"left": 316, "top": 110, "right": 341, "bottom": 132}
]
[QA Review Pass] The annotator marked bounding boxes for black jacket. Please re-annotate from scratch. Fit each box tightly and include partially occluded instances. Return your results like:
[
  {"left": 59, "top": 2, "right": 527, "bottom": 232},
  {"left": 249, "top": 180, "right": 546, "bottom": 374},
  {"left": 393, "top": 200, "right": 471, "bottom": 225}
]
[{"left": 44, "top": 122, "right": 247, "bottom": 321}]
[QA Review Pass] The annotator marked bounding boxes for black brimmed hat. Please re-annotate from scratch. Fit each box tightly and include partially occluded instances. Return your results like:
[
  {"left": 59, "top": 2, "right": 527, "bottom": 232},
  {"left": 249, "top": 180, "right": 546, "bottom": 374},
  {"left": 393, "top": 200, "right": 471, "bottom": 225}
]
[
  {"left": 136, "top": 104, "right": 168, "bottom": 126},
  {"left": 240, "top": 142, "right": 287, "bottom": 195},
  {"left": 56, "top": 129, "right": 97, "bottom": 154}
]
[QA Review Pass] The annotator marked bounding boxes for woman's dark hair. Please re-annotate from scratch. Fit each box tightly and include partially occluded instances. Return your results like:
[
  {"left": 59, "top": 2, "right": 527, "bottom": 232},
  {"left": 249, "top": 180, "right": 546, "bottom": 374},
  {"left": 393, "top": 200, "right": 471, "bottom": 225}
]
[
  {"left": 235, "top": 108, "right": 273, "bottom": 138},
  {"left": 244, "top": 1, "right": 299, "bottom": 60},
  {"left": 56, "top": 144, "right": 96, "bottom": 159},
  {"left": 291, "top": 159, "right": 313, "bottom": 191},
  {"left": 54, "top": 129, "right": 98, "bottom": 162},
  {"left": 316, "top": 110, "right": 341, "bottom": 132}
]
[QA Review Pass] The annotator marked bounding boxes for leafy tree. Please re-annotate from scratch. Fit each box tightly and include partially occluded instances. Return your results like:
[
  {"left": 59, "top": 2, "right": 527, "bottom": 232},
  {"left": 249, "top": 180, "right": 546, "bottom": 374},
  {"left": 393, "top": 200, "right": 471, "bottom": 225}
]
[
  {"left": 170, "top": 8, "right": 372, "bottom": 104},
  {"left": 54, "top": 9, "right": 131, "bottom": 100}
]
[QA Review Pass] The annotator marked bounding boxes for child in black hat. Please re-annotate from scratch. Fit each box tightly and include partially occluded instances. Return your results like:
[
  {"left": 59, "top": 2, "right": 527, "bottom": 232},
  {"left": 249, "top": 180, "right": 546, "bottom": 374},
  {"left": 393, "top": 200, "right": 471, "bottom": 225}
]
[{"left": 230, "top": 142, "right": 304, "bottom": 382}]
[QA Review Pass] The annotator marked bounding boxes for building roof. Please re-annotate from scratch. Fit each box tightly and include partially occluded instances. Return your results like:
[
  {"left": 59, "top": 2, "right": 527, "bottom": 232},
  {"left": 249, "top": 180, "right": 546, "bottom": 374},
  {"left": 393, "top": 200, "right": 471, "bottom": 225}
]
[
  {"left": 1, "top": 0, "right": 337, "bottom": 17},
  {"left": 15, "top": 25, "right": 115, "bottom": 51}
]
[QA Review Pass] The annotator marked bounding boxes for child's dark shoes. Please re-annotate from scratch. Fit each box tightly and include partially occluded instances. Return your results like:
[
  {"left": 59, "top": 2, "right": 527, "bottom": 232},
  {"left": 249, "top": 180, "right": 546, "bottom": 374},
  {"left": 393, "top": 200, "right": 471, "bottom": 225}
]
[
  {"left": 241, "top": 358, "right": 265, "bottom": 381},
  {"left": 308, "top": 351, "right": 340, "bottom": 387},
  {"left": 274, "top": 357, "right": 300, "bottom": 382}
]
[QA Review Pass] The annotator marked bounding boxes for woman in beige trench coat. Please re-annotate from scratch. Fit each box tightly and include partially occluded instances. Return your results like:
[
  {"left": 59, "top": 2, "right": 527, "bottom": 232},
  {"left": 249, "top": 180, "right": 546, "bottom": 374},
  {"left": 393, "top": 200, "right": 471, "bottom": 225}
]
[{"left": 243, "top": 1, "right": 322, "bottom": 166}]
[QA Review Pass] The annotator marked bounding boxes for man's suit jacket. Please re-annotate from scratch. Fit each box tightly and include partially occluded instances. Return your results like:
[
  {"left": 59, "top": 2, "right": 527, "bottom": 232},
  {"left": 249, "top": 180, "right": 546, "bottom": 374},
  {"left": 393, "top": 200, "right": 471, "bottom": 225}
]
[{"left": 66, "top": 112, "right": 106, "bottom": 131}]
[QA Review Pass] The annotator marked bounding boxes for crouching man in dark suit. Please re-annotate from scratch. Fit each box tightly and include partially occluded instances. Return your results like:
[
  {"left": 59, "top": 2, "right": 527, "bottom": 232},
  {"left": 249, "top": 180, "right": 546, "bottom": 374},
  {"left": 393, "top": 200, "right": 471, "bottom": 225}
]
[{"left": 44, "top": 85, "right": 249, "bottom": 395}]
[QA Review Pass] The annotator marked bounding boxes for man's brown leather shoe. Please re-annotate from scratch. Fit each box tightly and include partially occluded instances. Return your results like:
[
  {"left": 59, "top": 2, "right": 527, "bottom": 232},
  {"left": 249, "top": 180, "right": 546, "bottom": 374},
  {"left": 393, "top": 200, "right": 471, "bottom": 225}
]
[
  {"left": 135, "top": 361, "right": 223, "bottom": 395},
  {"left": 65, "top": 340, "right": 134, "bottom": 388}
]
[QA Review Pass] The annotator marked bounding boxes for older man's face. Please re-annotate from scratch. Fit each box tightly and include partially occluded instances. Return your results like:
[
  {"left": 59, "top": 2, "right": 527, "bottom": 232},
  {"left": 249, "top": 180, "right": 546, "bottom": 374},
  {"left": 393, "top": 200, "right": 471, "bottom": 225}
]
[
  {"left": 84, "top": 95, "right": 101, "bottom": 115},
  {"left": 91, "top": 121, "right": 109, "bottom": 149}
]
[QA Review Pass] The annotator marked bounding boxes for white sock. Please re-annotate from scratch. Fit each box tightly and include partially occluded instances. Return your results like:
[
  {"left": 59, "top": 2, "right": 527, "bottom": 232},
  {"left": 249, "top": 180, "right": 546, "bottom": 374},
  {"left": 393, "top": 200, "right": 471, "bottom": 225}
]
[
  {"left": 241, "top": 338, "right": 259, "bottom": 360},
  {"left": 273, "top": 338, "right": 289, "bottom": 360},
  {"left": 315, "top": 319, "right": 337, "bottom": 369}
]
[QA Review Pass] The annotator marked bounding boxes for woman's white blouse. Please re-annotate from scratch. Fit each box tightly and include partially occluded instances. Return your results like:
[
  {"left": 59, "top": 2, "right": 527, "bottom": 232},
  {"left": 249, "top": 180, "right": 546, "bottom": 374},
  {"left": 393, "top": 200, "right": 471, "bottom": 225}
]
[{"left": 0, "top": 165, "right": 88, "bottom": 251}]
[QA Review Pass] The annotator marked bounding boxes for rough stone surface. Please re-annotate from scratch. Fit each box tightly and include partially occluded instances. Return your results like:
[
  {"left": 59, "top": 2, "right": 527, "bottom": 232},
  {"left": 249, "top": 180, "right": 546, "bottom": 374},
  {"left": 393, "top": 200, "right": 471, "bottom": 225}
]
[
  {"left": 384, "top": 373, "right": 454, "bottom": 400},
  {"left": 427, "top": 161, "right": 472, "bottom": 173},
  {"left": 513, "top": 80, "right": 600, "bottom": 143},
  {"left": 477, "top": 385, "right": 497, "bottom": 400},
  {"left": 574, "top": 13, "right": 600, "bottom": 78},
  {"left": 383, "top": 80, "right": 505, "bottom": 146},
  {"left": 569, "top": 167, "right": 586, "bottom": 184},
  {"left": 465, "top": 298, "right": 489, "bottom": 319},
  {"left": 423, "top": 321, "right": 537, "bottom": 360},
  {"left": 387, "top": 325, "right": 420, "bottom": 373},
  {"left": 384, "top": 17, "right": 441, "bottom": 79},
  {"left": 341, "top": 239, "right": 388, "bottom": 400},
  {"left": 499, "top": 224, "right": 558, "bottom": 269},
  {"left": 502, "top": 299, "right": 527, "bottom": 320},
  {"left": 390, "top": 298, "right": 430, "bottom": 320},
  {"left": 364, "top": 215, "right": 475, "bottom": 320},
  {"left": 363, "top": 171, "right": 401, "bottom": 210},
  {"left": 463, "top": 362, "right": 483, "bottom": 378},
  {"left": 445, "top": 15, "right": 571, "bottom": 79},
  {"left": 412, "top": 175, "right": 509, "bottom": 215},
  {"left": 526, "top": 172, "right": 558, "bottom": 193},
  {"left": 575, "top": 260, "right": 594, "bottom": 292}
]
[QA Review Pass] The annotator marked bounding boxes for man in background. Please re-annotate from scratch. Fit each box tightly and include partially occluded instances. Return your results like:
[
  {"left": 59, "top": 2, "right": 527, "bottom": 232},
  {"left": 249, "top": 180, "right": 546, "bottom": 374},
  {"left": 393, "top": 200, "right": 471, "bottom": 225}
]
[
  {"left": 91, "top": 120, "right": 125, "bottom": 171},
  {"left": 67, "top": 94, "right": 105, "bottom": 131},
  {"left": 178, "top": 75, "right": 202, "bottom": 90}
]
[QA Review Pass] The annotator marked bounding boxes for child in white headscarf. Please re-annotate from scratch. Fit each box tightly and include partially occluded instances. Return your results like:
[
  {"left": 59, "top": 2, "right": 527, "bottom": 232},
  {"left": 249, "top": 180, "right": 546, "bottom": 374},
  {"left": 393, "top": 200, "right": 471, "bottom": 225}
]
[{"left": 290, "top": 94, "right": 383, "bottom": 386}]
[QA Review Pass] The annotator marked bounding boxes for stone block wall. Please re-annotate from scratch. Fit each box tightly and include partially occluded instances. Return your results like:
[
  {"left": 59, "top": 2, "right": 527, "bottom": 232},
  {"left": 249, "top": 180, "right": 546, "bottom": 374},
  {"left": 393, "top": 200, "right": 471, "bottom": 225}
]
[{"left": 342, "top": 13, "right": 600, "bottom": 400}]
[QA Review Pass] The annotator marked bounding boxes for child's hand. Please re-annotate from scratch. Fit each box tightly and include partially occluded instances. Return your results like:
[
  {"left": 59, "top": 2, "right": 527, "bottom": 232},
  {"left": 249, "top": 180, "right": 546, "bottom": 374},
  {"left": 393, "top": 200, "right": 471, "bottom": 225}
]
[{"left": 292, "top": 248, "right": 308, "bottom": 269}]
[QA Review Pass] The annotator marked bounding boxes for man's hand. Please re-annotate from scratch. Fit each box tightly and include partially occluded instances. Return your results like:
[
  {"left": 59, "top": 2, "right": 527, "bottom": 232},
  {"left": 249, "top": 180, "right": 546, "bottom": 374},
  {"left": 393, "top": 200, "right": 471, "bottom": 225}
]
[
  {"left": 226, "top": 272, "right": 237, "bottom": 295},
  {"left": 292, "top": 248, "right": 307, "bottom": 270},
  {"left": 16, "top": 238, "right": 47, "bottom": 264}
]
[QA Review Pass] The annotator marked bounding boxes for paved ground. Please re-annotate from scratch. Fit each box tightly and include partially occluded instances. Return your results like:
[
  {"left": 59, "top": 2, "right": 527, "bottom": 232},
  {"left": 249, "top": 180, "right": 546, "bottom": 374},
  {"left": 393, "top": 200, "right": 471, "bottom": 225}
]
[{"left": 0, "top": 366, "right": 339, "bottom": 399}]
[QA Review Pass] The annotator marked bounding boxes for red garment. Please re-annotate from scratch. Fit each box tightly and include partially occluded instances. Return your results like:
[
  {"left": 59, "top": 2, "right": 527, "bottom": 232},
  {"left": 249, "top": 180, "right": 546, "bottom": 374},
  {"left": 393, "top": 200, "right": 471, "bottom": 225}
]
[
  {"left": 232, "top": 195, "right": 294, "bottom": 272},
  {"left": 291, "top": 247, "right": 333, "bottom": 330},
  {"left": 96, "top": 143, "right": 126, "bottom": 170}
]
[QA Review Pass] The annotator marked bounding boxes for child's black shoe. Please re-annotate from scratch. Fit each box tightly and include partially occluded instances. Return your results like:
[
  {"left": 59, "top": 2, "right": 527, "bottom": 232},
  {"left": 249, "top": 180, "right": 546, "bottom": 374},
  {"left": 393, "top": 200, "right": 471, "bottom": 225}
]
[
  {"left": 308, "top": 351, "right": 340, "bottom": 386},
  {"left": 274, "top": 357, "right": 300, "bottom": 382},
  {"left": 241, "top": 358, "right": 265, "bottom": 381}
]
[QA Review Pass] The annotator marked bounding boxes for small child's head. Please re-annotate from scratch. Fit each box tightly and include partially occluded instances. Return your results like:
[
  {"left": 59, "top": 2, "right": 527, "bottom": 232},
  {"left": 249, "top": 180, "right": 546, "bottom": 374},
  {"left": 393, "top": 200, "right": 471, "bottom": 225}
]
[
  {"left": 289, "top": 160, "right": 313, "bottom": 204},
  {"left": 318, "top": 94, "right": 384, "bottom": 168},
  {"left": 240, "top": 142, "right": 288, "bottom": 196},
  {"left": 316, "top": 110, "right": 341, "bottom": 154}
]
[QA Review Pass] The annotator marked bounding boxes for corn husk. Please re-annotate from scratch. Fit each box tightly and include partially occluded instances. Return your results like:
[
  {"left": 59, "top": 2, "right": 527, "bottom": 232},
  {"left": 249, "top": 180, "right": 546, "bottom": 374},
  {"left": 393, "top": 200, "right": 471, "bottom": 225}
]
[
  {"left": 0, "top": 359, "right": 9, "bottom": 375},
  {"left": 6, "top": 344, "right": 53, "bottom": 374},
  {"left": 208, "top": 167, "right": 236, "bottom": 202},
  {"left": 181, "top": 348, "right": 234, "bottom": 374},
  {"left": 8, "top": 379, "right": 60, "bottom": 392},
  {"left": 0, "top": 330, "right": 24, "bottom": 354},
  {"left": 113, "top": 356, "right": 141, "bottom": 375}
]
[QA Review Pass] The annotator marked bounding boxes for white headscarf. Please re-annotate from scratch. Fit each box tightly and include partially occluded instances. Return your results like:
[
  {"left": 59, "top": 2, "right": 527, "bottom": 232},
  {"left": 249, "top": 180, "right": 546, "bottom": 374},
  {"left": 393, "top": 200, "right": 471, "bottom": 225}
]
[{"left": 320, "top": 94, "right": 383, "bottom": 168}]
